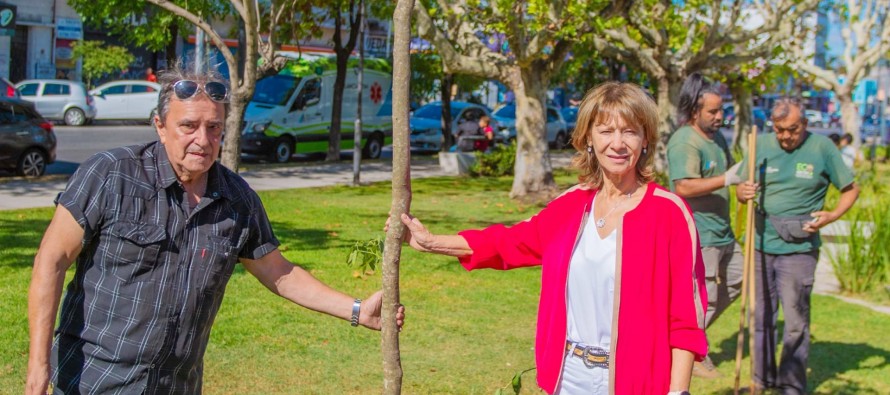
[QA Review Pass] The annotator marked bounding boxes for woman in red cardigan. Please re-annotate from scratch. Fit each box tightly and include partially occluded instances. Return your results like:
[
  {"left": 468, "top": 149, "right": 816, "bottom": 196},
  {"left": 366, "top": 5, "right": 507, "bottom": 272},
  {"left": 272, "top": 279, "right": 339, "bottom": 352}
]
[{"left": 393, "top": 82, "right": 708, "bottom": 394}]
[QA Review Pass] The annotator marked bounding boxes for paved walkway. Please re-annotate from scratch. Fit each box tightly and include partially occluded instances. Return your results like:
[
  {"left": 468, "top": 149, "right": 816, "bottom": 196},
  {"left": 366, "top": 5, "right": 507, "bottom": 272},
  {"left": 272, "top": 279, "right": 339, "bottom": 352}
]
[{"left": 0, "top": 159, "right": 448, "bottom": 210}]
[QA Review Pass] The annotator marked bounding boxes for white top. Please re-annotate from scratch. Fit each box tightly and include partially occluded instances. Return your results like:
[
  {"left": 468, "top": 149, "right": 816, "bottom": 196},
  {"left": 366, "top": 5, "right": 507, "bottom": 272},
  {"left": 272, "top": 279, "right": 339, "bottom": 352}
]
[
  {"left": 566, "top": 194, "right": 617, "bottom": 348},
  {"left": 840, "top": 145, "right": 857, "bottom": 170}
]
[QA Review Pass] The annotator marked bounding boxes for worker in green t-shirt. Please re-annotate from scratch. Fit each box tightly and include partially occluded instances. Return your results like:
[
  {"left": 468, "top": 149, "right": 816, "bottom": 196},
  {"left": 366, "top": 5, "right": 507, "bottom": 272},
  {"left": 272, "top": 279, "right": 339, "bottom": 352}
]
[
  {"left": 737, "top": 98, "right": 859, "bottom": 394},
  {"left": 666, "top": 73, "right": 752, "bottom": 379}
]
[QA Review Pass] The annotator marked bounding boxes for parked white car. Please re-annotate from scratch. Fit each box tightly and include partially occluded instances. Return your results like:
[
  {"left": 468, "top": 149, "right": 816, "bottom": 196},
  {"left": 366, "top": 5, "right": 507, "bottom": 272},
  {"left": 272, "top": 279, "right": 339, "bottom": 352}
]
[
  {"left": 16, "top": 79, "right": 97, "bottom": 126},
  {"left": 804, "top": 109, "right": 824, "bottom": 127},
  {"left": 89, "top": 80, "right": 161, "bottom": 122},
  {"left": 491, "top": 104, "right": 569, "bottom": 149}
]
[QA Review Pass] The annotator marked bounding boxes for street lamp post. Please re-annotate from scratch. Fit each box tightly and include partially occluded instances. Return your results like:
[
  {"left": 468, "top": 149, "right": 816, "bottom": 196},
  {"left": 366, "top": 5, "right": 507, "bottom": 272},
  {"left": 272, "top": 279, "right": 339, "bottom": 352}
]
[{"left": 874, "top": 58, "right": 887, "bottom": 169}]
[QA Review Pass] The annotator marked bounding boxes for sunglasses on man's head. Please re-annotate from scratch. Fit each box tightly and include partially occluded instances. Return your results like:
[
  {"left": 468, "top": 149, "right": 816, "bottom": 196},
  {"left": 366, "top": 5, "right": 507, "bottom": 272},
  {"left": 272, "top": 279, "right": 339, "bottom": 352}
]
[{"left": 173, "top": 80, "right": 229, "bottom": 103}]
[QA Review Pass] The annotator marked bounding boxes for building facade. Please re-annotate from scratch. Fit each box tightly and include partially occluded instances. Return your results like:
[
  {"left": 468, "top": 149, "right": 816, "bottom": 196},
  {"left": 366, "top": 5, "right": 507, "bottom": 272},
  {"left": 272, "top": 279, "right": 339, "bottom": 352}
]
[{"left": 0, "top": 0, "right": 83, "bottom": 83}]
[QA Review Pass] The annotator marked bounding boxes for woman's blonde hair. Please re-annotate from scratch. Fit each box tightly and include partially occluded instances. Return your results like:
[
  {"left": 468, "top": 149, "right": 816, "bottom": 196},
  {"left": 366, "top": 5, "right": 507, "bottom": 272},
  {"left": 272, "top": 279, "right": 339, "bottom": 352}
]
[{"left": 570, "top": 82, "right": 659, "bottom": 188}]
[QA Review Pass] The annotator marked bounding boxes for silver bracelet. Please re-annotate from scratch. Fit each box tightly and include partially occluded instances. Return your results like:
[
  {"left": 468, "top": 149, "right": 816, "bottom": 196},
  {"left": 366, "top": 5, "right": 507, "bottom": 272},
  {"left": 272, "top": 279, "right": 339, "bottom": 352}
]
[{"left": 350, "top": 299, "right": 362, "bottom": 327}]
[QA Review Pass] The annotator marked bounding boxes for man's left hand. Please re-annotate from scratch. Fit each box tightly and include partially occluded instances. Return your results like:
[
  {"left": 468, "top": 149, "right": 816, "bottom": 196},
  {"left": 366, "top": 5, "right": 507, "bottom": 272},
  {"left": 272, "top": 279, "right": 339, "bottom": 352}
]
[
  {"left": 802, "top": 210, "right": 836, "bottom": 233},
  {"left": 359, "top": 290, "right": 405, "bottom": 331}
]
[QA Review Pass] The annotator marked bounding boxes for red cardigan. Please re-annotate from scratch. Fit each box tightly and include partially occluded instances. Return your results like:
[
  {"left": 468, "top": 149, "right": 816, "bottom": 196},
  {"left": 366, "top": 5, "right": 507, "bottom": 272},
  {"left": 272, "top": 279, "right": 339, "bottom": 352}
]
[{"left": 458, "top": 182, "right": 708, "bottom": 394}]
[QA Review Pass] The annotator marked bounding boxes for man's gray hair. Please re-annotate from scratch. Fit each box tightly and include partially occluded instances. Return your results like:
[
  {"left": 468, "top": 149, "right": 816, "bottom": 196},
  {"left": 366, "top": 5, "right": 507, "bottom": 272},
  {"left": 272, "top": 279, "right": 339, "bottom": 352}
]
[
  {"left": 155, "top": 61, "right": 229, "bottom": 126},
  {"left": 770, "top": 97, "right": 807, "bottom": 124}
]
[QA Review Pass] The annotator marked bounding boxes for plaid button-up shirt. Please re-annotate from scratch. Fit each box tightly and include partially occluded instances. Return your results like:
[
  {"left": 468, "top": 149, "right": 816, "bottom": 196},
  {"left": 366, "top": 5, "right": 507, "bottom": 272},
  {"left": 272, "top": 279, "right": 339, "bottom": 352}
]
[{"left": 51, "top": 142, "right": 278, "bottom": 394}]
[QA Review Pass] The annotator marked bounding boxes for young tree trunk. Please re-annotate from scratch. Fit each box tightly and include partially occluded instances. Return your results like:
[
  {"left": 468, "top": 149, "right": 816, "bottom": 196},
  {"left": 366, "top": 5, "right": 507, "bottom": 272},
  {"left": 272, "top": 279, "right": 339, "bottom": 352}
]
[
  {"left": 327, "top": 1, "right": 362, "bottom": 162},
  {"left": 352, "top": 0, "right": 366, "bottom": 186},
  {"left": 838, "top": 93, "right": 861, "bottom": 151},
  {"left": 383, "top": 1, "right": 413, "bottom": 393},
  {"left": 440, "top": 73, "right": 454, "bottom": 151},
  {"left": 327, "top": 52, "right": 349, "bottom": 162},
  {"left": 164, "top": 24, "right": 178, "bottom": 68},
  {"left": 655, "top": 76, "right": 682, "bottom": 172},
  {"left": 509, "top": 67, "right": 557, "bottom": 200},
  {"left": 730, "top": 82, "right": 754, "bottom": 154}
]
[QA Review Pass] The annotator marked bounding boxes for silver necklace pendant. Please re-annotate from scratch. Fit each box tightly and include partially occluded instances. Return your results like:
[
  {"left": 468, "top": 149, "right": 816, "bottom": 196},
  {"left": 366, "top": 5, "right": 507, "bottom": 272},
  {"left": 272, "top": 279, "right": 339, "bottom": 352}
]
[{"left": 595, "top": 191, "right": 633, "bottom": 229}]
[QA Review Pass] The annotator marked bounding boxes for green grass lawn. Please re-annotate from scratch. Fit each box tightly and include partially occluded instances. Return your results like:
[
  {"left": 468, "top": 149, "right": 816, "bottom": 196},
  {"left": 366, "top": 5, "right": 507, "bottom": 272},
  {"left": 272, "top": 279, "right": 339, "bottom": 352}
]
[{"left": 2, "top": 173, "right": 889, "bottom": 394}]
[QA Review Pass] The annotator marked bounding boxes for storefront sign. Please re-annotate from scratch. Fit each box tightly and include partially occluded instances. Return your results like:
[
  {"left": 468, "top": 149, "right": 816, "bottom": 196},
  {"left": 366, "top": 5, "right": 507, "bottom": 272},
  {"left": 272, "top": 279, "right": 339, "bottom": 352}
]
[
  {"left": 56, "top": 18, "right": 83, "bottom": 40},
  {"left": 0, "top": 5, "right": 16, "bottom": 37},
  {"left": 55, "top": 38, "right": 76, "bottom": 69}
]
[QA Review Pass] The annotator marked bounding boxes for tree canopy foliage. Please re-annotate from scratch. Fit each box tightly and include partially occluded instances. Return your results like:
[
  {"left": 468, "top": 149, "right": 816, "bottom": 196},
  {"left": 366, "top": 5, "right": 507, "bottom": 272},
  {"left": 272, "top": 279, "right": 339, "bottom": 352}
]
[{"left": 71, "top": 41, "right": 135, "bottom": 88}]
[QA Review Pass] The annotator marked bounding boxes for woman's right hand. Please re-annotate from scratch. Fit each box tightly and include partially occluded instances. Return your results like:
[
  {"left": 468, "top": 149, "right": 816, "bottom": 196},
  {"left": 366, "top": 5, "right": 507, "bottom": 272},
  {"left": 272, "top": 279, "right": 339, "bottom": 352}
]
[
  {"left": 401, "top": 213, "right": 437, "bottom": 252},
  {"left": 384, "top": 213, "right": 435, "bottom": 252}
]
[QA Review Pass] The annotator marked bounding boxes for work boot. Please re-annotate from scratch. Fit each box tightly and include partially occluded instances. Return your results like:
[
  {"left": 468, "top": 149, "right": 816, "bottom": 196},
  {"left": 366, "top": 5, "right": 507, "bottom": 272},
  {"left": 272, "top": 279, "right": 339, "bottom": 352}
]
[{"left": 692, "top": 356, "right": 723, "bottom": 379}]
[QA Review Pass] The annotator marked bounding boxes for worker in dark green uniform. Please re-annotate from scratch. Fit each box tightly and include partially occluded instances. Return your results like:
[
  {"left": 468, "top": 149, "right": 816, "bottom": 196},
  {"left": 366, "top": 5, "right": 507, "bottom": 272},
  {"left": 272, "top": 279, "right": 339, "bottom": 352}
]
[
  {"left": 737, "top": 97, "right": 859, "bottom": 394},
  {"left": 667, "top": 73, "right": 747, "bottom": 379}
]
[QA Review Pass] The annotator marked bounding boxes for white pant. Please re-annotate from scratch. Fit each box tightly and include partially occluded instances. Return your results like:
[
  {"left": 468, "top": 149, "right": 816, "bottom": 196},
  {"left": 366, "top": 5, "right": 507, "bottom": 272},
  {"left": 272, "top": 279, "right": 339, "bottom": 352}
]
[{"left": 555, "top": 352, "right": 609, "bottom": 395}]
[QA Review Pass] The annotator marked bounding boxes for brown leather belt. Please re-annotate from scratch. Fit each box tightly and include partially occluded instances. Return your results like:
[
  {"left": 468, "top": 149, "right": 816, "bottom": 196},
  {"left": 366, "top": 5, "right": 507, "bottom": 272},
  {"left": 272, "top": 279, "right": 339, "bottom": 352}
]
[{"left": 565, "top": 341, "right": 609, "bottom": 369}]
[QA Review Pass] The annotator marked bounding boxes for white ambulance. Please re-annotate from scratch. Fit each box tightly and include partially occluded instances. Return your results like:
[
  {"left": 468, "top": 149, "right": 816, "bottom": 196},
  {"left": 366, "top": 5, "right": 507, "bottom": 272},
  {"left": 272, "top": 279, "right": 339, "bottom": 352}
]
[{"left": 241, "top": 54, "right": 393, "bottom": 162}]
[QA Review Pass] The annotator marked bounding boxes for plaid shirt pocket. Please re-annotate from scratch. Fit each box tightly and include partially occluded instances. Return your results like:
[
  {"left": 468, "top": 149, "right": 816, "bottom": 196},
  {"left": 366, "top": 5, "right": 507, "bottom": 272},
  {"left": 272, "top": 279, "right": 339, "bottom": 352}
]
[{"left": 106, "top": 221, "right": 167, "bottom": 283}]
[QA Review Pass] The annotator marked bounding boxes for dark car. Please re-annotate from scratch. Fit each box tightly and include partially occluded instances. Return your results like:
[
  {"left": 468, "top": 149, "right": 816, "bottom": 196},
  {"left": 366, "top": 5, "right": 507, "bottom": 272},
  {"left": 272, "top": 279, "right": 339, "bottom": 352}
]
[
  {"left": 0, "top": 98, "right": 56, "bottom": 177},
  {"left": 723, "top": 104, "right": 769, "bottom": 132},
  {"left": 561, "top": 107, "right": 578, "bottom": 135},
  {"left": 409, "top": 101, "right": 498, "bottom": 152}
]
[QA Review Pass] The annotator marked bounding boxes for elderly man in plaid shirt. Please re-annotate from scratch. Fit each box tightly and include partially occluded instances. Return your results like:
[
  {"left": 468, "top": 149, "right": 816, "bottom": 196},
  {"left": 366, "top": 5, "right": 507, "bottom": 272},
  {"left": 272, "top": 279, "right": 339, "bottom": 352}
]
[{"left": 26, "top": 63, "right": 404, "bottom": 395}]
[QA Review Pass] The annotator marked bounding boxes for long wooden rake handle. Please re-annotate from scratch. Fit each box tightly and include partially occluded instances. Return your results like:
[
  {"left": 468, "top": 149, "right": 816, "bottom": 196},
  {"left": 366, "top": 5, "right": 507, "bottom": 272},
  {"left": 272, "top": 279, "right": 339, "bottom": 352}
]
[{"left": 734, "top": 128, "right": 758, "bottom": 395}]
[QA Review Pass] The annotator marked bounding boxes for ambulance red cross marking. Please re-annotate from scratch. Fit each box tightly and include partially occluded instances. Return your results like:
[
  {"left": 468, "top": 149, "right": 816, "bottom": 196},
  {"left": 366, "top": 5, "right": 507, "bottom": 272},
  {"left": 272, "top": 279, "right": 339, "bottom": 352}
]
[{"left": 370, "top": 82, "right": 382, "bottom": 104}]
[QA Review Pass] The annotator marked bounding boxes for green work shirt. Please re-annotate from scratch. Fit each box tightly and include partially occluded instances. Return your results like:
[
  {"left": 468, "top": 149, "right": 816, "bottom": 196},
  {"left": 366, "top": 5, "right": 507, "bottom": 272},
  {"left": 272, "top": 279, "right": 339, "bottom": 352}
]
[
  {"left": 667, "top": 125, "right": 735, "bottom": 247},
  {"left": 738, "top": 132, "right": 854, "bottom": 254}
]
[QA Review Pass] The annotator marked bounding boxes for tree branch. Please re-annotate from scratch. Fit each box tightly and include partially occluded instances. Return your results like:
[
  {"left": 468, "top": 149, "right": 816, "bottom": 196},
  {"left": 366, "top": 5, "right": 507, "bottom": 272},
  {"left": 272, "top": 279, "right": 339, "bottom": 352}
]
[
  {"left": 626, "top": 3, "right": 663, "bottom": 49},
  {"left": 598, "top": 27, "right": 665, "bottom": 78},
  {"left": 147, "top": 0, "right": 237, "bottom": 85},
  {"left": 412, "top": 2, "right": 507, "bottom": 80}
]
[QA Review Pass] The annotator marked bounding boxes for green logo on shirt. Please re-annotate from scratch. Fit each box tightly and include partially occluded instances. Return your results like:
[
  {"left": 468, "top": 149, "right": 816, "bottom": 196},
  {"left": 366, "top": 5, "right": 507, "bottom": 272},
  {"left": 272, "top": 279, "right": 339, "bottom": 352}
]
[{"left": 795, "top": 162, "right": 814, "bottom": 179}]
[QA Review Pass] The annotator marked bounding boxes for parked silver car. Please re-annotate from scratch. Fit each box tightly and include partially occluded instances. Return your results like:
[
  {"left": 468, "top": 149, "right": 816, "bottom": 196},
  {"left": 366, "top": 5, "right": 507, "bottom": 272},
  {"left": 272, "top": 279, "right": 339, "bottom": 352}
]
[
  {"left": 89, "top": 80, "right": 161, "bottom": 122},
  {"left": 15, "top": 79, "right": 97, "bottom": 126}
]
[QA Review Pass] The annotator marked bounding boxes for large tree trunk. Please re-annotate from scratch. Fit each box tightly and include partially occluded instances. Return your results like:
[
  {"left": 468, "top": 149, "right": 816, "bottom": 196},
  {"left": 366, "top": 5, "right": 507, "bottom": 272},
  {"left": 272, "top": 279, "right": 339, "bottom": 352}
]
[
  {"left": 327, "top": 51, "right": 349, "bottom": 161},
  {"left": 510, "top": 66, "right": 557, "bottom": 200},
  {"left": 220, "top": 37, "right": 255, "bottom": 172},
  {"left": 221, "top": 95, "right": 248, "bottom": 171},
  {"left": 440, "top": 73, "right": 454, "bottom": 151},
  {"left": 730, "top": 82, "right": 754, "bottom": 154},
  {"left": 383, "top": 1, "right": 413, "bottom": 393},
  {"left": 838, "top": 92, "right": 861, "bottom": 152},
  {"left": 655, "top": 76, "right": 682, "bottom": 172}
]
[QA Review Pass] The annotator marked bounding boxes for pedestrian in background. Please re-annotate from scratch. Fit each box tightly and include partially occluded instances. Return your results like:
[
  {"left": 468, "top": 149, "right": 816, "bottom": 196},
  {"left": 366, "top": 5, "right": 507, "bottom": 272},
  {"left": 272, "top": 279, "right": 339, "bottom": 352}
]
[
  {"left": 146, "top": 67, "right": 157, "bottom": 83},
  {"left": 838, "top": 133, "right": 860, "bottom": 170}
]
